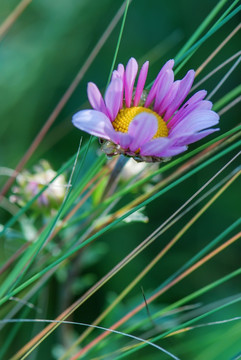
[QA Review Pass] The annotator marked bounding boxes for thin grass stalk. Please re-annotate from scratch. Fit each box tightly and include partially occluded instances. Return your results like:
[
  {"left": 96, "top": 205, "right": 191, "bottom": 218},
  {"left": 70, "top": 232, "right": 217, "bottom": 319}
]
[
  {"left": 60, "top": 169, "right": 241, "bottom": 360},
  {"left": 173, "top": 5, "right": 241, "bottom": 71},
  {"left": 1, "top": 319, "right": 181, "bottom": 360},
  {"left": 124, "top": 217, "right": 241, "bottom": 335},
  {"left": 213, "top": 84, "right": 241, "bottom": 111},
  {"left": 95, "top": 236, "right": 241, "bottom": 360},
  {"left": 175, "top": 0, "right": 229, "bottom": 61},
  {"left": 69, "top": 168, "right": 241, "bottom": 359},
  {"left": 191, "top": 50, "right": 241, "bottom": 91},
  {"left": 0, "top": 0, "right": 32, "bottom": 41},
  {"left": 166, "top": 315, "right": 241, "bottom": 338},
  {"left": 219, "top": 95, "right": 241, "bottom": 116},
  {"left": 105, "top": 0, "right": 130, "bottom": 86},
  {"left": 0, "top": 305, "right": 31, "bottom": 360},
  {"left": 174, "top": 4, "right": 241, "bottom": 74},
  {"left": 115, "top": 263, "right": 241, "bottom": 359},
  {"left": 195, "top": 23, "right": 241, "bottom": 77},
  {"left": 105, "top": 287, "right": 241, "bottom": 359},
  {"left": 0, "top": 139, "right": 240, "bottom": 312},
  {"left": 48, "top": 167, "right": 111, "bottom": 242},
  {"left": 207, "top": 55, "right": 241, "bottom": 100}
]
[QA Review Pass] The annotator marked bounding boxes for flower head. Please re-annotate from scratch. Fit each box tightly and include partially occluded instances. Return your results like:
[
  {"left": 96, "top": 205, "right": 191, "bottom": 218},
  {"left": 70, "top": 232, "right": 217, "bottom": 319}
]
[
  {"left": 10, "top": 160, "right": 66, "bottom": 214},
  {"left": 73, "top": 58, "right": 219, "bottom": 162}
]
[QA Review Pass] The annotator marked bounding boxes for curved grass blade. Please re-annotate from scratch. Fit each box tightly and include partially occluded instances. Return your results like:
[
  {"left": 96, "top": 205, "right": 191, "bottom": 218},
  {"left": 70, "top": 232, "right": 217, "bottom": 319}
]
[
  {"left": 115, "top": 272, "right": 241, "bottom": 359},
  {"left": 0, "top": 142, "right": 240, "bottom": 310}
]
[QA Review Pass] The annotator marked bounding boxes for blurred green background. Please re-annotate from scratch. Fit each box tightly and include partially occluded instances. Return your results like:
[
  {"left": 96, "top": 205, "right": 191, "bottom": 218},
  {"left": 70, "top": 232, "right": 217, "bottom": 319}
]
[{"left": 0, "top": 0, "right": 240, "bottom": 359}]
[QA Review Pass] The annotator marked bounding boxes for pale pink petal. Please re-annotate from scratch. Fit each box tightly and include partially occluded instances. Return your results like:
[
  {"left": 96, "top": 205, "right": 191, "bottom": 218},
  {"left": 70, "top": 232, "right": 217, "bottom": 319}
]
[
  {"left": 87, "top": 83, "right": 108, "bottom": 116},
  {"left": 158, "top": 81, "right": 180, "bottom": 116},
  {"left": 168, "top": 100, "right": 213, "bottom": 128},
  {"left": 183, "top": 90, "right": 207, "bottom": 105},
  {"left": 128, "top": 113, "right": 158, "bottom": 151},
  {"left": 117, "top": 63, "right": 125, "bottom": 78},
  {"left": 168, "top": 90, "right": 208, "bottom": 126},
  {"left": 145, "top": 59, "right": 174, "bottom": 108},
  {"left": 170, "top": 110, "right": 219, "bottom": 136},
  {"left": 158, "top": 145, "right": 188, "bottom": 157},
  {"left": 112, "top": 63, "right": 124, "bottom": 80},
  {"left": 111, "top": 64, "right": 125, "bottom": 109},
  {"left": 72, "top": 110, "right": 114, "bottom": 140},
  {"left": 124, "top": 57, "right": 138, "bottom": 107},
  {"left": 134, "top": 61, "right": 149, "bottom": 106},
  {"left": 104, "top": 127, "right": 133, "bottom": 149},
  {"left": 140, "top": 137, "right": 170, "bottom": 156},
  {"left": 153, "top": 70, "right": 174, "bottom": 112},
  {"left": 116, "top": 64, "right": 125, "bottom": 108},
  {"left": 117, "top": 132, "right": 133, "bottom": 149},
  {"left": 105, "top": 78, "right": 123, "bottom": 121},
  {"left": 111, "top": 70, "right": 119, "bottom": 80},
  {"left": 104, "top": 126, "right": 120, "bottom": 143},
  {"left": 171, "top": 128, "right": 219, "bottom": 146},
  {"left": 164, "top": 70, "right": 195, "bottom": 121}
]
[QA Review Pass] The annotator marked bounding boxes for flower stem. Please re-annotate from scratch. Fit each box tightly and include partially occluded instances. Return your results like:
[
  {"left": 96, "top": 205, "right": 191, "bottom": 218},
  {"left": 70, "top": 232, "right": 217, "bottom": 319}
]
[{"left": 101, "top": 155, "right": 129, "bottom": 199}]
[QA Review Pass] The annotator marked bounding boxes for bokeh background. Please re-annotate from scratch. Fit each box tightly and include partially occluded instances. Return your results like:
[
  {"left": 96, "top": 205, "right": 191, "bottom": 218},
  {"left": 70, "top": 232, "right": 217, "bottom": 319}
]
[{"left": 0, "top": 0, "right": 240, "bottom": 359}]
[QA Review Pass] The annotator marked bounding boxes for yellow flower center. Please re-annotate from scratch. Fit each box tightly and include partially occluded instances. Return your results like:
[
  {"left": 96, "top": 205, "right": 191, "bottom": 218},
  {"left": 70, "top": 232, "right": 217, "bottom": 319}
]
[{"left": 112, "top": 106, "right": 168, "bottom": 139}]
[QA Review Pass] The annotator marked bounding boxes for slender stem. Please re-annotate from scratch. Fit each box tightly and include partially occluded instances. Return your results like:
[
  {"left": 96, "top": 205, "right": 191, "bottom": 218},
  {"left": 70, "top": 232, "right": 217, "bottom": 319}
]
[
  {"left": 175, "top": 0, "right": 229, "bottom": 61},
  {"left": 195, "top": 23, "right": 241, "bottom": 77},
  {"left": 101, "top": 155, "right": 129, "bottom": 199},
  {"left": 0, "top": 0, "right": 32, "bottom": 41}
]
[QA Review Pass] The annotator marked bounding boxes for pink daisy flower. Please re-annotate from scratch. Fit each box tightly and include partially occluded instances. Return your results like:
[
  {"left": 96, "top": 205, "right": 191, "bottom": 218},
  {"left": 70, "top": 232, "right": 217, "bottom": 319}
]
[{"left": 72, "top": 58, "right": 219, "bottom": 162}]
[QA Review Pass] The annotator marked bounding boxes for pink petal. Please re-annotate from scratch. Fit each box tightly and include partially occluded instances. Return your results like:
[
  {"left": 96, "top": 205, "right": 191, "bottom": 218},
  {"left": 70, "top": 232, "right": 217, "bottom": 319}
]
[
  {"left": 164, "top": 70, "right": 195, "bottom": 121},
  {"left": 117, "top": 132, "right": 133, "bottom": 149},
  {"left": 72, "top": 110, "right": 114, "bottom": 140},
  {"left": 184, "top": 90, "right": 207, "bottom": 105},
  {"left": 145, "top": 59, "right": 174, "bottom": 108},
  {"left": 168, "top": 100, "right": 213, "bottom": 128},
  {"left": 128, "top": 113, "right": 158, "bottom": 152},
  {"left": 87, "top": 83, "right": 108, "bottom": 116},
  {"left": 112, "top": 63, "right": 124, "bottom": 80},
  {"left": 170, "top": 110, "right": 219, "bottom": 136},
  {"left": 153, "top": 69, "right": 174, "bottom": 112},
  {"left": 171, "top": 128, "right": 219, "bottom": 146},
  {"left": 104, "top": 126, "right": 133, "bottom": 149},
  {"left": 158, "top": 81, "right": 180, "bottom": 116},
  {"left": 168, "top": 90, "right": 208, "bottom": 129},
  {"left": 134, "top": 61, "right": 149, "bottom": 106},
  {"left": 116, "top": 64, "right": 125, "bottom": 108},
  {"left": 140, "top": 137, "right": 170, "bottom": 156},
  {"left": 124, "top": 57, "right": 138, "bottom": 107},
  {"left": 117, "top": 63, "right": 125, "bottom": 78},
  {"left": 105, "top": 78, "right": 123, "bottom": 121},
  {"left": 158, "top": 145, "right": 188, "bottom": 157}
]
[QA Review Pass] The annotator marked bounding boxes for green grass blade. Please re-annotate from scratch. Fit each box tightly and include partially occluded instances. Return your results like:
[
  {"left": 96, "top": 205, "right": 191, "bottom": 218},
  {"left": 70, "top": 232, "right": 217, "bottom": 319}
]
[
  {"left": 175, "top": 0, "right": 229, "bottom": 61},
  {"left": 115, "top": 269, "right": 241, "bottom": 359},
  {"left": 213, "top": 84, "right": 241, "bottom": 111},
  {"left": 0, "top": 141, "right": 240, "bottom": 307},
  {"left": 0, "top": 143, "right": 82, "bottom": 299},
  {"left": 106, "top": 0, "right": 130, "bottom": 86},
  {"left": 174, "top": 5, "right": 241, "bottom": 67}
]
